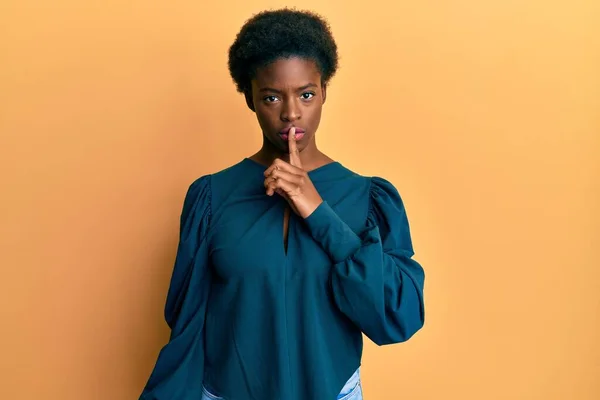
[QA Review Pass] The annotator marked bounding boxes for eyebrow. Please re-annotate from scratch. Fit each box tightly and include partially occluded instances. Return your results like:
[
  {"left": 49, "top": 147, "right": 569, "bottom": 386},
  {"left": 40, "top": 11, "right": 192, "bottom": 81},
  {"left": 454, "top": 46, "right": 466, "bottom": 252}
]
[{"left": 259, "top": 83, "right": 319, "bottom": 93}]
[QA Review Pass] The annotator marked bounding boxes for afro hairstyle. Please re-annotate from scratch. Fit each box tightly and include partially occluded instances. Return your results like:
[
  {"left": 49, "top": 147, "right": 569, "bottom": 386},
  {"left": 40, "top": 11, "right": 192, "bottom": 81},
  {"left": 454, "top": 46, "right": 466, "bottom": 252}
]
[{"left": 227, "top": 8, "right": 339, "bottom": 94}]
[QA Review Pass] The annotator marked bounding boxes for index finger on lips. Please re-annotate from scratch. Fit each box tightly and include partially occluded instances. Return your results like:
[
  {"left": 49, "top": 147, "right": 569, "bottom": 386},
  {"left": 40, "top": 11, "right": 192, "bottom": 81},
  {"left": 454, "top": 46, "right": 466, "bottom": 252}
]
[{"left": 288, "top": 127, "right": 302, "bottom": 168}]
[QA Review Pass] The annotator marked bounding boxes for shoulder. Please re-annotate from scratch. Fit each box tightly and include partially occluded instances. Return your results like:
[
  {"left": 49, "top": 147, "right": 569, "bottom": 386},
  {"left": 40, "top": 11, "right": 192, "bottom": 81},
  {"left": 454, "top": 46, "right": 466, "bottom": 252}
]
[
  {"left": 185, "top": 159, "right": 264, "bottom": 212},
  {"left": 186, "top": 159, "right": 251, "bottom": 193},
  {"left": 369, "top": 176, "right": 402, "bottom": 204},
  {"left": 333, "top": 163, "right": 401, "bottom": 200},
  {"left": 179, "top": 160, "right": 252, "bottom": 228},
  {"left": 211, "top": 159, "right": 252, "bottom": 180},
  {"left": 334, "top": 164, "right": 406, "bottom": 220}
]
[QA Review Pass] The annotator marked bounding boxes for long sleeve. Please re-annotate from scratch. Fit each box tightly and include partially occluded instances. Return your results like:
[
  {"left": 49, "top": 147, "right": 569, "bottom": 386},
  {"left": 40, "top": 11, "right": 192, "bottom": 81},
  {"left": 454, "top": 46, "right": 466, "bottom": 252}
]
[
  {"left": 304, "top": 177, "right": 425, "bottom": 345},
  {"left": 139, "top": 175, "right": 212, "bottom": 400}
]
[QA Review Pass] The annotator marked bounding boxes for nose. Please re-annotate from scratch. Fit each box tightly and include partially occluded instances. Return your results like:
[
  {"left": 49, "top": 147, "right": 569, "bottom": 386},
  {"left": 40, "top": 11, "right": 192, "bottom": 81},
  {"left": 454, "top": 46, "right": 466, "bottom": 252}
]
[{"left": 280, "top": 97, "right": 301, "bottom": 122}]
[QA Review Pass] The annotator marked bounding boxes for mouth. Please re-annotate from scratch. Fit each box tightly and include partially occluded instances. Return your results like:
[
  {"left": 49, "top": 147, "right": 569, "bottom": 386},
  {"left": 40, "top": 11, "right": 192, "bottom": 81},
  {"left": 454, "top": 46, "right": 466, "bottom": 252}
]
[{"left": 279, "top": 127, "right": 305, "bottom": 141}]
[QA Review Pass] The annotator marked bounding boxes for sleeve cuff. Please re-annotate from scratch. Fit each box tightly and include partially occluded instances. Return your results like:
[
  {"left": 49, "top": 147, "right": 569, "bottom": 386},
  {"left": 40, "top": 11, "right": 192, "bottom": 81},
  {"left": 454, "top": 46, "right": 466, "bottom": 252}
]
[{"left": 303, "top": 201, "right": 362, "bottom": 263}]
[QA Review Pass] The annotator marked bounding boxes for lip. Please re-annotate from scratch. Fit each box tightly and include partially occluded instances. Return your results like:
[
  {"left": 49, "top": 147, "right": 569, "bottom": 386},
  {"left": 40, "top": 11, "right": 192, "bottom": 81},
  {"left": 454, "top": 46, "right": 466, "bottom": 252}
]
[
  {"left": 279, "top": 127, "right": 305, "bottom": 135},
  {"left": 280, "top": 132, "right": 305, "bottom": 141}
]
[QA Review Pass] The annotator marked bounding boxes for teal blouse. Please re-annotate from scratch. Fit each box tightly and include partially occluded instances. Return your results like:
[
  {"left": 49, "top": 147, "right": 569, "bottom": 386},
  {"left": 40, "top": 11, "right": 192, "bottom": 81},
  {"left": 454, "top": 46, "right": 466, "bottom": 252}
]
[{"left": 139, "top": 158, "right": 425, "bottom": 400}]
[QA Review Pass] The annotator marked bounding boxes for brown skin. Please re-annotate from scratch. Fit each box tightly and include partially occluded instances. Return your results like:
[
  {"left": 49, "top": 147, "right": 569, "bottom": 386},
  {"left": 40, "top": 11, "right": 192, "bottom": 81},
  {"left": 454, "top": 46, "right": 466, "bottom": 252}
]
[{"left": 246, "top": 57, "right": 334, "bottom": 218}]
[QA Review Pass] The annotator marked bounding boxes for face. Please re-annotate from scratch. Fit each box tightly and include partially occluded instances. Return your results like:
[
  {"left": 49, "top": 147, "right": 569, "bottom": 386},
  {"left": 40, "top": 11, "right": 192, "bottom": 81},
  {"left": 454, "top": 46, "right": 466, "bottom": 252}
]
[{"left": 247, "top": 57, "right": 327, "bottom": 153}]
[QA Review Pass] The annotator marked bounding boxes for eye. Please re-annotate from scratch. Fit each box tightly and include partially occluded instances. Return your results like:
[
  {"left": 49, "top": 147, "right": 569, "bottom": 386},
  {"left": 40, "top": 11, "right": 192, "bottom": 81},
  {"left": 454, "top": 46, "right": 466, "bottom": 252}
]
[
  {"left": 301, "top": 92, "right": 315, "bottom": 100},
  {"left": 263, "top": 95, "right": 279, "bottom": 103}
]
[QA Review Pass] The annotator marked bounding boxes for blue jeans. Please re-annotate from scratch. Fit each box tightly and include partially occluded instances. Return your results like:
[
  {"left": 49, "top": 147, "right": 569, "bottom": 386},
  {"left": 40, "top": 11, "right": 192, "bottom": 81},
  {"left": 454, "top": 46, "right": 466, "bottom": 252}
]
[{"left": 201, "top": 367, "right": 363, "bottom": 400}]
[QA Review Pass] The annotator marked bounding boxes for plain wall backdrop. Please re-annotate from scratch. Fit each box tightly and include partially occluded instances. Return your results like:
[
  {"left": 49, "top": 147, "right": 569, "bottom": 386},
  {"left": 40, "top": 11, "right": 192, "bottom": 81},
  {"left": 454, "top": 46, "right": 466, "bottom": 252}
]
[{"left": 1, "top": 0, "right": 599, "bottom": 399}]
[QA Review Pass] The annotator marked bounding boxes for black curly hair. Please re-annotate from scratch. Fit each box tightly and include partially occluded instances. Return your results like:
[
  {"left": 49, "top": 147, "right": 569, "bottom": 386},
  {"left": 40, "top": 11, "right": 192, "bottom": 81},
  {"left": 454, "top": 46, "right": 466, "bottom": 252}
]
[{"left": 228, "top": 8, "right": 339, "bottom": 94}]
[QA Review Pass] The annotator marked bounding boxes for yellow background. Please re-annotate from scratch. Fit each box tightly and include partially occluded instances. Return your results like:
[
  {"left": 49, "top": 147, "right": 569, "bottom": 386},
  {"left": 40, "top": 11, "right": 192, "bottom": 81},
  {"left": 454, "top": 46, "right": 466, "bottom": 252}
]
[{"left": 1, "top": 0, "right": 599, "bottom": 399}]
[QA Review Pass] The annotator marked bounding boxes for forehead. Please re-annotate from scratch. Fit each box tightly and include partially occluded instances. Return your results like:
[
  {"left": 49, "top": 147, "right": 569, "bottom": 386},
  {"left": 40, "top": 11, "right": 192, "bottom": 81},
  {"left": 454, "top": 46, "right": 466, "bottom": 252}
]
[{"left": 253, "top": 57, "right": 322, "bottom": 87}]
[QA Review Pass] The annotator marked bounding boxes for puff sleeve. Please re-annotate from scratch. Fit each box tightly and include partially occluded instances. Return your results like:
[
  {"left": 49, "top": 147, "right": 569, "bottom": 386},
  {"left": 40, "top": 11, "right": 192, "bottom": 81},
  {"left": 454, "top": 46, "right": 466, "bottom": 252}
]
[
  {"left": 304, "top": 177, "right": 425, "bottom": 345},
  {"left": 139, "top": 175, "right": 212, "bottom": 399}
]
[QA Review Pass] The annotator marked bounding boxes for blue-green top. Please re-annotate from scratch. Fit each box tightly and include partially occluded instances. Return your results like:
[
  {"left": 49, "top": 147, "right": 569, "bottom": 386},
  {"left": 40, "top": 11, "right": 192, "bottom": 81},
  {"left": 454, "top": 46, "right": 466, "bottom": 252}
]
[{"left": 140, "top": 158, "right": 425, "bottom": 399}]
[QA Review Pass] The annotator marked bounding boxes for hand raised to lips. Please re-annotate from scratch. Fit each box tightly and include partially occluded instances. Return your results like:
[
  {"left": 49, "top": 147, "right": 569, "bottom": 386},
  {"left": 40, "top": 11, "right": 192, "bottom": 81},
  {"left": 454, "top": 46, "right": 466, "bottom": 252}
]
[{"left": 263, "top": 127, "right": 323, "bottom": 219}]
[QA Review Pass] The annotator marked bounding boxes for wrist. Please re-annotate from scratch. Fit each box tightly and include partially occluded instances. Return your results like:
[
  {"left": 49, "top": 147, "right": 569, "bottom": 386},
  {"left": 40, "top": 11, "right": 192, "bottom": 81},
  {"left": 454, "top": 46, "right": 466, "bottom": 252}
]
[{"left": 300, "top": 198, "right": 323, "bottom": 219}]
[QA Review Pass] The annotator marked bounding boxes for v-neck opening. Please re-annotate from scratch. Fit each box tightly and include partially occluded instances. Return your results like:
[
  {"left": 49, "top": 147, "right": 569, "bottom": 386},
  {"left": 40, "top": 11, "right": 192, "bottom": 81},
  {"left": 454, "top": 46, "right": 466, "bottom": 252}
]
[{"left": 282, "top": 205, "right": 291, "bottom": 256}]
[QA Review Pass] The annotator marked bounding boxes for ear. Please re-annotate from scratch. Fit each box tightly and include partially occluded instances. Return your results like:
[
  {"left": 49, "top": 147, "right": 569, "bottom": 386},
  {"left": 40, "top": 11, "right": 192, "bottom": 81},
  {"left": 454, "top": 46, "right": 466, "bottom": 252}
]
[
  {"left": 244, "top": 89, "right": 255, "bottom": 112},
  {"left": 321, "top": 83, "right": 327, "bottom": 105}
]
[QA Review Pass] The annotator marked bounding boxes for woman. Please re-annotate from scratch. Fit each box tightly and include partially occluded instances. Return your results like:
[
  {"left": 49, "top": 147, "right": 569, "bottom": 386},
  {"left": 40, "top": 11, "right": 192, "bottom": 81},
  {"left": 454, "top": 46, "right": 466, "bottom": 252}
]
[{"left": 139, "top": 8, "right": 425, "bottom": 400}]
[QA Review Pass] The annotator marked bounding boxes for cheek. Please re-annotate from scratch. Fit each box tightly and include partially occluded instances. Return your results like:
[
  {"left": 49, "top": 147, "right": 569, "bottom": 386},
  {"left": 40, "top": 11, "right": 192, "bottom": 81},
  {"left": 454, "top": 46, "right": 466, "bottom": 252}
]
[
  {"left": 306, "top": 104, "right": 323, "bottom": 128},
  {"left": 255, "top": 109, "right": 275, "bottom": 131}
]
